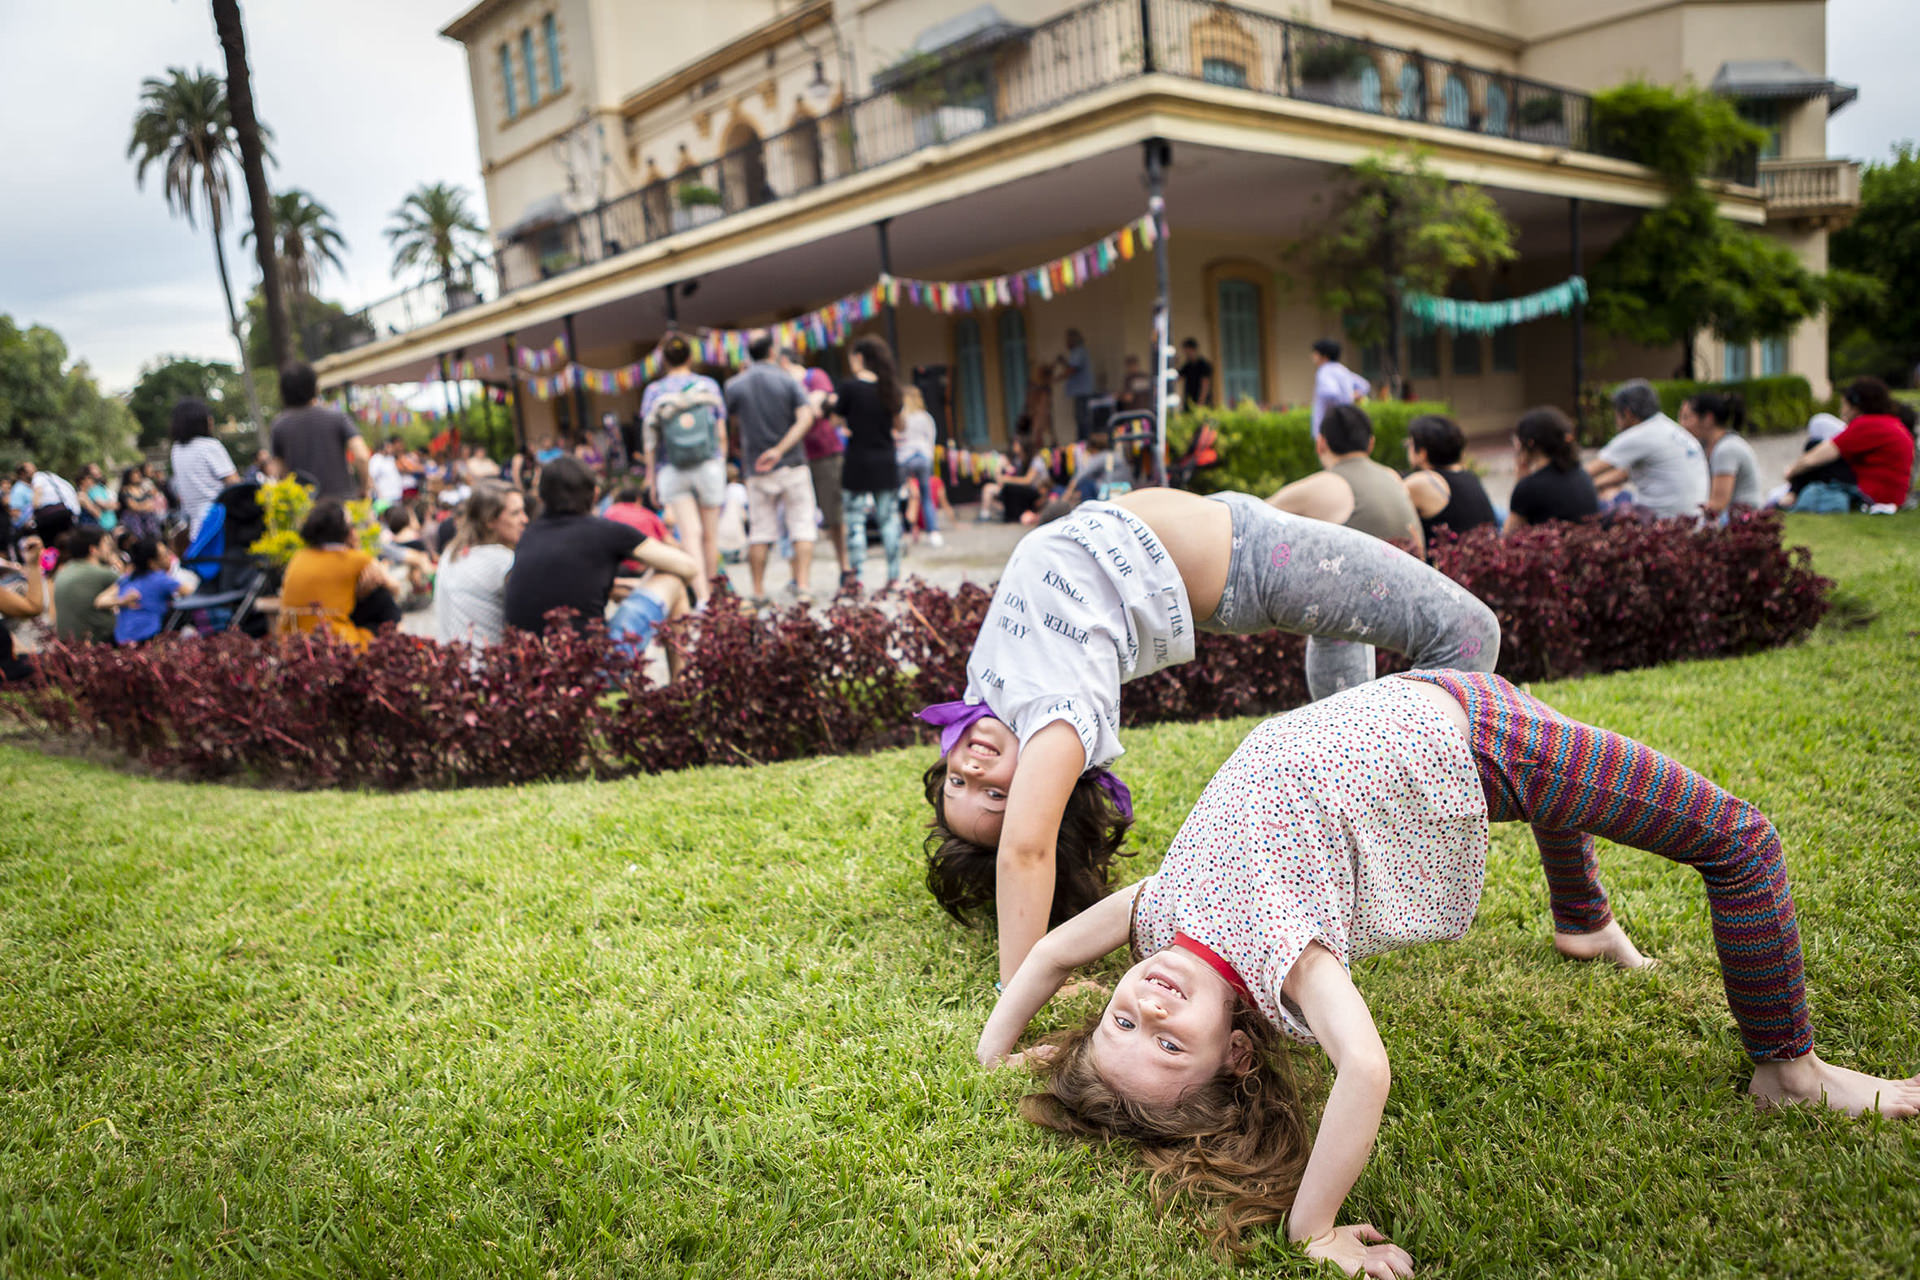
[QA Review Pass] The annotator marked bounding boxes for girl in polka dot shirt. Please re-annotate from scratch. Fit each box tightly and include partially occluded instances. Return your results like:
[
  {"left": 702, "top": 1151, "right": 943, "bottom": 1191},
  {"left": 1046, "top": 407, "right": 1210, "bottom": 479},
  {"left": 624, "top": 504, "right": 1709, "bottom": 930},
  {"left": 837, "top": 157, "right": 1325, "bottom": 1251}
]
[
  {"left": 921, "top": 485, "right": 1500, "bottom": 989},
  {"left": 977, "top": 671, "right": 1919, "bottom": 1278}
]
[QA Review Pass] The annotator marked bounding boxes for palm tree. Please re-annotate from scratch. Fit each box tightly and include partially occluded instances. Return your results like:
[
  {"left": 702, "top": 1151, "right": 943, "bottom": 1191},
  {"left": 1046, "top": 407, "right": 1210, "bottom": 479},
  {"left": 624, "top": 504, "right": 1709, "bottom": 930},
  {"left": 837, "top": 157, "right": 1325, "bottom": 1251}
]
[
  {"left": 212, "top": 0, "right": 291, "bottom": 369},
  {"left": 127, "top": 66, "right": 268, "bottom": 430},
  {"left": 386, "top": 183, "right": 489, "bottom": 305},
  {"left": 243, "top": 189, "right": 346, "bottom": 301}
]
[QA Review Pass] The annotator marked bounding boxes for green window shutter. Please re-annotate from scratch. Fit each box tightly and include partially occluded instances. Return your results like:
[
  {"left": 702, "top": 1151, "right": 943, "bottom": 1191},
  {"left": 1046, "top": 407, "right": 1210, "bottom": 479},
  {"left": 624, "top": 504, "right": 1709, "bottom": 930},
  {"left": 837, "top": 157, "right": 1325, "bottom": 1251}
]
[
  {"left": 500, "top": 45, "right": 518, "bottom": 116},
  {"left": 544, "top": 15, "right": 563, "bottom": 93},
  {"left": 1217, "top": 279, "right": 1263, "bottom": 406},
  {"left": 996, "top": 310, "right": 1028, "bottom": 434},
  {"left": 521, "top": 29, "right": 539, "bottom": 105},
  {"left": 954, "top": 318, "right": 990, "bottom": 448}
]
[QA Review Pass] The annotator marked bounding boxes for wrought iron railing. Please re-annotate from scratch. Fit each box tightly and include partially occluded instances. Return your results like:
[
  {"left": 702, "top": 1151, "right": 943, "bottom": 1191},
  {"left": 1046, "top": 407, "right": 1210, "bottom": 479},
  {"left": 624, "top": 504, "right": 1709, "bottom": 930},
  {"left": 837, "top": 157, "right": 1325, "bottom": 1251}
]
[{"left": 327, "top": 0, "right": 1727, "bottom": 354}]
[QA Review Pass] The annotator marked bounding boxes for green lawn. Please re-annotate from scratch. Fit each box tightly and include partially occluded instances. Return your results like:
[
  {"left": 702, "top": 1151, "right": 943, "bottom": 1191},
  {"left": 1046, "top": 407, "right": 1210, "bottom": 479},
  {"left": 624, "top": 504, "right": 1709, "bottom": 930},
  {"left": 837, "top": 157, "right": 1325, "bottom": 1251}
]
[{"left": 3, "top": 515, "right": 1917, "bottom": 1278}]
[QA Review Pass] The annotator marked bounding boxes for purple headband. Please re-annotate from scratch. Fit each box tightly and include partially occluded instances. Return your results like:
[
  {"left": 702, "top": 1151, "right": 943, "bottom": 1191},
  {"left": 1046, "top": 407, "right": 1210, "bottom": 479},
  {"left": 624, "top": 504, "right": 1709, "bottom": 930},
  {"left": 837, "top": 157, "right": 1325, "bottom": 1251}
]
[{"left": 916, "top": 700, "right": 1134, "bottom": 821}]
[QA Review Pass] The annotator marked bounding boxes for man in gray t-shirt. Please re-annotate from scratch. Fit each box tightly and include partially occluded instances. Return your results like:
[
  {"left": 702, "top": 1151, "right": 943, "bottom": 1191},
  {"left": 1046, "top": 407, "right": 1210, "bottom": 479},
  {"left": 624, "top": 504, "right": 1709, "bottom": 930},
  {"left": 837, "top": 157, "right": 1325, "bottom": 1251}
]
[
  {"left": 269, "top": 362, "right": 369, "bottom": 499},
  {"left": 1588, "top": 380, "right": 1706, "bottom": 518},
  {"left": 723, "top": 336, "right": 819, "bottom": 602}
]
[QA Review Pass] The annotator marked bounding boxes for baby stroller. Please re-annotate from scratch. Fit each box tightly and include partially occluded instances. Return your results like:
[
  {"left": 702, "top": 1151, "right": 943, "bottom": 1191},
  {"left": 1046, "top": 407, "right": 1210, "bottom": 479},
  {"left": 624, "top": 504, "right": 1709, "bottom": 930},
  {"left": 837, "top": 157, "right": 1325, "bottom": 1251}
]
[{"left": 166, "top": 482, "right": 270, "bottom": 636}]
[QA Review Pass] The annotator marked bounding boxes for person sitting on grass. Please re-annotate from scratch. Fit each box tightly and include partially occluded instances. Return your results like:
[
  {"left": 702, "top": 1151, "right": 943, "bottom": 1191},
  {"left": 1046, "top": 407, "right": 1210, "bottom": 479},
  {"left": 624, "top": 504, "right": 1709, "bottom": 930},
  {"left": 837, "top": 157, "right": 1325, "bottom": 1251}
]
[
  {"left": 1783, "top": 377, "right": 1916, "bottom": 513},
  {"left": 1268, "top": 404, "right": 1425, "bottom": 558},
  {"left": 1401, "top": 413, "right": 1497, "bottom": 548},
  {"left": 277, "top": 501, "right": 404, "bottom": 648},
  {"left": 109, "top": 535, "right": 184, "bottom": 646},
  {"left": 378, "top": 503, "right": 437, "bottom": 605},
  {"left": 0, "top": 534, "right": 46, "bottom": 684},
  {"left": 979, "top": 669, "right": 1920, "bottom": 1279},
  {"left": 977, "top": 439, "right": 1050, "bottom": 524},
  {"left": 1504, "top": 407, "right": 1598, "bottom": 533},
  {"left": 918, "top": 487, "right": 1501, "bottom": 987},
  {"left": 434, "top": 480, "right": 526, "bottom": 650},
  {"left": 1680, "top": 390, "right": 1762, "bottom": 518},
  {"left": 52, "top": 526, "right": 123, "bottom": 644}
]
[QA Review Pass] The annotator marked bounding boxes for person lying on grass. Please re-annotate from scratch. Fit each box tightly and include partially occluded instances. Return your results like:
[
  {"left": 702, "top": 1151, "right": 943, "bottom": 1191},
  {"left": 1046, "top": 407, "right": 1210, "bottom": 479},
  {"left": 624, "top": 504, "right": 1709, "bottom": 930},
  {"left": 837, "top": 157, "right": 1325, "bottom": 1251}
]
[
  {"left": 977, "top": 670, "right": 1919, "bottom": 1279},
  {"left": 919, "top": 488, "right": 1501, "bottom": 987}
]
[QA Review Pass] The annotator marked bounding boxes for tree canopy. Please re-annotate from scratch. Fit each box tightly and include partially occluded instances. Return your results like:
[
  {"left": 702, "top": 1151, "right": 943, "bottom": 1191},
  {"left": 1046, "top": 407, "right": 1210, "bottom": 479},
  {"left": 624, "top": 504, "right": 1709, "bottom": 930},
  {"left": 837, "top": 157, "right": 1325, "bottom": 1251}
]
[
  {"left": 1296, "top": 147, "right": 1516, "bottom": 383},
  {"left": 0, "top": 315, "right": 139, "bottom": 478},
  {"left": 127, "top": 356, "right": 251, "bottom": 447},
  {"left": 1588, "top": 81, "right": 1822, "bottom": 369},
  {"left": 386, "top": 183, "right": 489, "bottom": 291},
  {"left": 1830, "top": 142, "right": 1920, "bottom": 384}
]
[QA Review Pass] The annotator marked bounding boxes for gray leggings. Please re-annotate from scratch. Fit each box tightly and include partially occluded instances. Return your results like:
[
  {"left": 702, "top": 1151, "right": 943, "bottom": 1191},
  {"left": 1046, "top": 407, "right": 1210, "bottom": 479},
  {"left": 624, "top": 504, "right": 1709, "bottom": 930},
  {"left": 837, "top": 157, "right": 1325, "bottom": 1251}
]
[{"left": 1199, "top": 491, "right": 1500, "bottom": 700}]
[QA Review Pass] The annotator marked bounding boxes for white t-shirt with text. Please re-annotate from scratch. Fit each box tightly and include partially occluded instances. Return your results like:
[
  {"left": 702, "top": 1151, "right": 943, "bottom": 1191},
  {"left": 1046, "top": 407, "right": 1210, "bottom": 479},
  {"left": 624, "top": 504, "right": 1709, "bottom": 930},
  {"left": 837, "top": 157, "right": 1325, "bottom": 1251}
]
[{"left": 962, "top": 501, "right": 1193, "bottom": 768}]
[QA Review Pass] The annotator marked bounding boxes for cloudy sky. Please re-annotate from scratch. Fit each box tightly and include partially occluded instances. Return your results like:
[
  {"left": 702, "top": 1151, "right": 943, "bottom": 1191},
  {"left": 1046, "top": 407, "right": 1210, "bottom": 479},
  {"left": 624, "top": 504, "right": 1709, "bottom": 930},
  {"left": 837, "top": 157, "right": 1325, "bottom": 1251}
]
[{"left": 0, "top": 0, "right": 1911, "bottom": 392}]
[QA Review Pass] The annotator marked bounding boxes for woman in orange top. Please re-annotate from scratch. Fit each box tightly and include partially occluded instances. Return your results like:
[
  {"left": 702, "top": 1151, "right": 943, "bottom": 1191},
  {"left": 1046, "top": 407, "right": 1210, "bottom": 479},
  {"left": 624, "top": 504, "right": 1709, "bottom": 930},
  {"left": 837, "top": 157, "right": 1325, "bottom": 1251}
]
[{"left": 278, "top": 500, "right": 400, "bottom": 646}]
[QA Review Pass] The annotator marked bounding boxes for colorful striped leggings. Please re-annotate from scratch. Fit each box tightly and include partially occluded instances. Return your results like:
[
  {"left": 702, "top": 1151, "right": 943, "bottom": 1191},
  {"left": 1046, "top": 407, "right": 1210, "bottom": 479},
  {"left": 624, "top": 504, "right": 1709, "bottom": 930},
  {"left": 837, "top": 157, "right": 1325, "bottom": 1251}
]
[{"left": 1402, "top": 670, "right": 1813, "bottom": 1062}]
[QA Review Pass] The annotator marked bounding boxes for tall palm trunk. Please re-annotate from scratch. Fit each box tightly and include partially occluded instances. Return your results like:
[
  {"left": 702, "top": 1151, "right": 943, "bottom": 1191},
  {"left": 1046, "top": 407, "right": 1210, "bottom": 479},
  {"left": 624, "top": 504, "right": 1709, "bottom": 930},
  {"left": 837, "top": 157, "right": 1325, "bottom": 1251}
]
[
  {"left": 213, "top": 0, "right": 290, "bottom": 369},
  {"left": 208, "top": 195, "right": 267, "bottom": 432}
]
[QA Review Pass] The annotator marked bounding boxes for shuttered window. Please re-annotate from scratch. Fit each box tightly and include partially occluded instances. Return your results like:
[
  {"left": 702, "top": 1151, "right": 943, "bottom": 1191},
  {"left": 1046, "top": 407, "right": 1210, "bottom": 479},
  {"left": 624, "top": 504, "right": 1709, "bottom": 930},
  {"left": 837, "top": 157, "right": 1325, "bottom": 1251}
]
[
  {"left": 1217, "top": 279, "right": 1264, "bottom": 406},
  {"left": 997, "top": 310, "right": 1028, "bottom": 436},
  {"left": 954, "top": 318, "right": 990, "bottom": 447}
]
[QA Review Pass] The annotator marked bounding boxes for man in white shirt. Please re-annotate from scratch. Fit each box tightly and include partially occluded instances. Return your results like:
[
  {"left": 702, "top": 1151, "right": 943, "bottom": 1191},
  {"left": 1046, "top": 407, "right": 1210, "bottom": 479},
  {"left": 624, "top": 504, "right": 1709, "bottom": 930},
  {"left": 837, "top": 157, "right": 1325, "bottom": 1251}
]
[
  {"left": 368, "top": 438, "right": 406, "bottom": 508},
  {"left": 1586, "top": 379, "right": 1708, "bottom": 519},
  {"left": 1310, "top": 339, "right": 1370, "bottom": 438}
]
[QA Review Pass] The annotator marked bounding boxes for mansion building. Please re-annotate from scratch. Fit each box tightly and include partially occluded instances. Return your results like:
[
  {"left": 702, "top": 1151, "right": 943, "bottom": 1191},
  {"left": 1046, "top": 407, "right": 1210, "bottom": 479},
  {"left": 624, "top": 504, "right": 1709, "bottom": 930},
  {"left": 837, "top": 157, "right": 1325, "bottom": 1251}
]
[{"left": 316, "top": 0, "right": 1859, "bottom": 445}]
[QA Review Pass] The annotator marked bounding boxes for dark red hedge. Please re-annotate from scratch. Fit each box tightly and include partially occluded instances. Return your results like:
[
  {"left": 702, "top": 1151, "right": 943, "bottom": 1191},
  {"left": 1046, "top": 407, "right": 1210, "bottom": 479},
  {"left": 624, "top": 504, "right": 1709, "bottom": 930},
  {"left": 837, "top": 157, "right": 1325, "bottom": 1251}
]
[{"left": 12, "top": 512, "right": 1828, "bottom": 789}]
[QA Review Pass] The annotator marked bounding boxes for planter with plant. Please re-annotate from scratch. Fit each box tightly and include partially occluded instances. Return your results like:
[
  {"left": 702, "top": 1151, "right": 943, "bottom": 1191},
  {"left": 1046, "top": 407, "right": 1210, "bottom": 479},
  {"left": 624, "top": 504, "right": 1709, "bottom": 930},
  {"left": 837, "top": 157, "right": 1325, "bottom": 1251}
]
[
  {"left": 675, "top": 183, "right": 722, "bottom": 209},
  {"left": 1295, "top": 39, "right": 1370, "bottom": 104},
  {"left": 1515, "top": 93, "right": 1568, "bottom": 143}
]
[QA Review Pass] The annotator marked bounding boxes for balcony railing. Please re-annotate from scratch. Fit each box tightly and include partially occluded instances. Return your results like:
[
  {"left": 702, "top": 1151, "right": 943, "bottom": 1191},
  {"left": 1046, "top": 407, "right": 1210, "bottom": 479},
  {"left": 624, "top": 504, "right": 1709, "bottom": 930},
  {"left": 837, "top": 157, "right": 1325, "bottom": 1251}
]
[
  {"left": 1757, "top": 157, "right": 1861, "bottom": 219},
  {"left": 327, "top": 0, "right": 1686, "bottom": 354}
]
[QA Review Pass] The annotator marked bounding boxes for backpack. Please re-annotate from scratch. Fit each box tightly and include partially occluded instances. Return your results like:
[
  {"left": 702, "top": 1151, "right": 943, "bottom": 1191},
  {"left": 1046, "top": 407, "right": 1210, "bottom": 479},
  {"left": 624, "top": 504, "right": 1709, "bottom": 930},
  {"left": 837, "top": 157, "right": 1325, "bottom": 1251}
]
[{"left": 650, "top": 388, "right": 721, "bottom": 470}]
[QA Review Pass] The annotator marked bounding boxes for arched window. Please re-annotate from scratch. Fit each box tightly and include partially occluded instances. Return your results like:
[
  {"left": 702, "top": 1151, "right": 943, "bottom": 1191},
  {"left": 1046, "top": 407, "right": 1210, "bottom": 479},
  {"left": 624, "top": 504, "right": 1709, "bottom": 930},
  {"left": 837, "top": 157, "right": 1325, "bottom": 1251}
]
[
  {"left": 499, "top": 44, "right": 518, "bottom": 117},
  {"left": 1442, "top": 74, "right": 1470, "bottom": 128},
  {"left": 521, "top": 28, "right": 540, "bottom": 106},
  {"left": 1357, "top": 62, "right": 1382, "bottom": 112},
  {"left": 1397, "top": 62, "right": 1426, "bottom": 120},
  {"left": 1202, "top": 57, "right": 1248, "bottom": 88},
  {"left": 954, "top": 318, "right": 990, "bottom": 448},
  {"left": 1216, "top": 279, "right": 1264, "bottom": 406},
  {"left": 544, "top": 14, "right": 563, "bottom": 94},
  {"left": 997, "top": 310, "right": 1028, "bottom": 436},
  {"left": 1483, "top": 83, "right": 1509, "bottom": 136}
]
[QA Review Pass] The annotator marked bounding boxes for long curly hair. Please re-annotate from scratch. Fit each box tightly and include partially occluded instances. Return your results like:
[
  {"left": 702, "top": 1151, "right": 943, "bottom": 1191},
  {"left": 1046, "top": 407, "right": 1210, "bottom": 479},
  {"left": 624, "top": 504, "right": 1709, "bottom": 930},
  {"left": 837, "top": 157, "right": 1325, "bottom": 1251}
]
[
  {"left": 921, "top": 755, "right": 1131, "bottom": 928},
  {"left": 1019, "top": 999, "right": 1315, "bottom": 1254}
]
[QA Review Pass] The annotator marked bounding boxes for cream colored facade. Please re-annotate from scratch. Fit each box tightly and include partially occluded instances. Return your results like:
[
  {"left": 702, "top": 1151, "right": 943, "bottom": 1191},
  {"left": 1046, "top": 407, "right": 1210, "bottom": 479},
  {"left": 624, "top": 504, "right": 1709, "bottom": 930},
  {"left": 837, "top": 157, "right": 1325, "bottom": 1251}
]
[{"left": 318, "top": 0, "right": 1856, "bottom": 442}]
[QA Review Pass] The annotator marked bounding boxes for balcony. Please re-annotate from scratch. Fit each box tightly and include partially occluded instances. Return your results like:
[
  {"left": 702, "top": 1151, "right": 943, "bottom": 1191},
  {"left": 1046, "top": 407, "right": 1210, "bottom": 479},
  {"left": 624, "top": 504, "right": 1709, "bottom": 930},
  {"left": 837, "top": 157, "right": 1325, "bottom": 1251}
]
[
  {"left": 330, "top": 0, "right": 1670, "bottom": 352},
  {"left": 1756, "top": 157, "right": 1861, "bottom": 226}
]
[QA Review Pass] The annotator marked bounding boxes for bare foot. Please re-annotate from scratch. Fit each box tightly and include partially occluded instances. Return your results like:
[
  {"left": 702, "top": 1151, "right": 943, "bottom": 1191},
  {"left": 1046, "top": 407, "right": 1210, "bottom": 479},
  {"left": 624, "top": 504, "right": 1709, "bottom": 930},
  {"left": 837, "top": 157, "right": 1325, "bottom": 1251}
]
[
  {"left": 1750, "top": 1053, "right": 1920, "bottom": 1117},
  {"left": 1552, "top": 920, "right": 1655, "bottom": 969}
]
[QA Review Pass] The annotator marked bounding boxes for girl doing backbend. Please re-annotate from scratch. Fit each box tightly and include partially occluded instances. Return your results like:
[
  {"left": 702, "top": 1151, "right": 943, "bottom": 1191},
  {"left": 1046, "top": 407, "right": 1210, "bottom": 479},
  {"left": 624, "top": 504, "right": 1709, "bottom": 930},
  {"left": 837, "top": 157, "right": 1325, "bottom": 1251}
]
[
  {"left": 978, "top": 671, "right": 1919, "bottom": 1278},
  {"left": 921, "top": 487, "right": 1502, "bottom": 984}
]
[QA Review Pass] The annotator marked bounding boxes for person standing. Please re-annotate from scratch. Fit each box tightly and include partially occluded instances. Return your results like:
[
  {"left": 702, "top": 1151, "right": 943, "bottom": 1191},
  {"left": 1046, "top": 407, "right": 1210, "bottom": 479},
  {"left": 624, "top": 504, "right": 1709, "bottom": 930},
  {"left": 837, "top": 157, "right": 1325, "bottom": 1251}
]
[
  {"left": 1269, "top": 403, "right": 1424, "bottom": 556},
  {"left": 642, "top": 335, "right": 727, "bottom": 608},
  {"left": 723, "top": 334, "right": 819, "bottom": 605},
  {"left": 75, "top": 465, "right": 117, "bottom": 532},
  {"left": 270, "top": 362, "right": 370, "bottom": 500},
  {"left": 896, "top": 384, "right": 942, "bottom": 547},
  {"left": 368, "top": 438, "right": 406, "bottom": 511},
  {"left": 783, "top": 348, "right": 852, "bottom": 589},
  {"left": 167, "top": 398, "right": 242, "bottom": 541},
  {"left": 831, "top": 336, "right": 906, "bottom": 590},
  {"left": 1176, "top": 337, "right": 1214, "bottom": 410},
  {"left": 1054, "top": 329, "right": 1095, "bottom": 440},
  {"left": 1309, "top": 338, "right": 1370, "bottom": 438},
  {"left": 1402, "top": 414, "right": 1498, "bottom": 546},
  {"left": 1586, "top": 379, "right": 1707, "bottom": 518}
]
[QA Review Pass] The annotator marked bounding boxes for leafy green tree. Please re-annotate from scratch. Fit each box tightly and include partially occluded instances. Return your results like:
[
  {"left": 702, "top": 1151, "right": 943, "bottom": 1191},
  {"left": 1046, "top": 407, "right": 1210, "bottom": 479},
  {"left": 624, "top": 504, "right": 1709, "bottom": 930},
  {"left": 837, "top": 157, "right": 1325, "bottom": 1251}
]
[
  {"left": 244, "top": 287, "right": 374, "bottom": 368},
  {"left": 242, "top": 189, "right": 346, "bottom": 303},
  {"left": 0, "top": 315, "right": 139, "bottom": 478},
  {"left": 127, "top": 356, "right": 251, "bottom": 446},
  {"left": 127, "top": 66, "right": 270, "bottom": 430},
  {"left": 212, "top": 0, "right": 291, "bottom": 371},
  {"left": 1296, "top": 146, "right": 1516, "bottom": 393},
  {"left": 386, "top": 183, "right": 489, "bottom": 299},
  {"left": 1830, "top": 142, "right": 1920, "bottom": 383},
  {"left": 1588, "top": 81, "right": 1823, "bottom": 376}
]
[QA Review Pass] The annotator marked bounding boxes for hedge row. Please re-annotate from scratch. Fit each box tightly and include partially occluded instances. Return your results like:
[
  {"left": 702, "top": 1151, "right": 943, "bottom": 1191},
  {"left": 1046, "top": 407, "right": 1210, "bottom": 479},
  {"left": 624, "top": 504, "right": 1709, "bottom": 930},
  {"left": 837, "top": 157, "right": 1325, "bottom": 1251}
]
[
  {"left": 1170, "top": 400, "right": 1449, "bottom": 497},
  {"left": 12, "top": 513, "right": 1828, "bottom": 790},
  {"left": 1581, "top": 374, "right": 1817, "bottom": 444}
]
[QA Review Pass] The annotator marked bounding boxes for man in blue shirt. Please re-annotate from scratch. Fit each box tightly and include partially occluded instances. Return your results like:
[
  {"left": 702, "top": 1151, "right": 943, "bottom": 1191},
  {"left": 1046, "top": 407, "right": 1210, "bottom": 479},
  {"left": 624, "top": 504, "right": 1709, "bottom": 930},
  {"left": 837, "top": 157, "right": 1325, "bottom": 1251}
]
[
  {"left": 1310, "top": 338, "right": 1370, "bottom": 438},
  {"left": 1054, "top": 329, "right": 1095, "bottom": 440}
]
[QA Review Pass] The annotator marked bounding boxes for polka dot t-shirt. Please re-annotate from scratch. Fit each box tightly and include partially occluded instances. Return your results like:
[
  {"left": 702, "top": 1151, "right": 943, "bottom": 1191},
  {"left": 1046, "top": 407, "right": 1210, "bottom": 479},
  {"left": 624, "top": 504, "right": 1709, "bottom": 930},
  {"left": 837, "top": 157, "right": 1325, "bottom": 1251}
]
[
  {"left": 962, "top": 501, "right": 1194, "bottom": 768},
  {"left": 1131, "top": 676, "right": 1489, "bottom": 1044}
]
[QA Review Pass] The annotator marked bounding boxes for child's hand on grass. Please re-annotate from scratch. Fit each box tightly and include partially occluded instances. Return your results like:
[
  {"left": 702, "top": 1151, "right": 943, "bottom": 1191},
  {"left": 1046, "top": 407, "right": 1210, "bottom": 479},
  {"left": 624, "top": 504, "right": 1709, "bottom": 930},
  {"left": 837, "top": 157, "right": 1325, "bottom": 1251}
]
[
  {"left": 999, "top": 1043, "right": 1058, "bottom": 1071},
  {"left": 1302, "top": 1224, "right": 1413, "bottom": 1279}
]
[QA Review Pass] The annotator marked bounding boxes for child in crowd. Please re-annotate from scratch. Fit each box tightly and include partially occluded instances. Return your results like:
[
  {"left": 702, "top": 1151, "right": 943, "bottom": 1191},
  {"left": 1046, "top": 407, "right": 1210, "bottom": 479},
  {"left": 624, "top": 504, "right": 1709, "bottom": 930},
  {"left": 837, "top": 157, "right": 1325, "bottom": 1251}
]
[
  {"left": 919, "top": 488, "right": 1501, "bottom": 984},
  {"left": 980, "top": 671, "right": 1919, "bottom": 1277},
  {"left": 109, "top": 536, "right": 182, "bottom": 645},
  {"left": 378, "top": 504, "right": 437, "bottom": 605}
]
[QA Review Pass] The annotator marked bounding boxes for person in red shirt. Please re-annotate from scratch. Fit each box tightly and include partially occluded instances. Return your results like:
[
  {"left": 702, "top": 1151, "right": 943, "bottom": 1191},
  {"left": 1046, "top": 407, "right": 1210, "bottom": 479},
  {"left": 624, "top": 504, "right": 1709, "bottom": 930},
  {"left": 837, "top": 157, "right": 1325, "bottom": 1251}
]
[{"left": 1787, "top": 377, "right": 1915, "bottom": 509}]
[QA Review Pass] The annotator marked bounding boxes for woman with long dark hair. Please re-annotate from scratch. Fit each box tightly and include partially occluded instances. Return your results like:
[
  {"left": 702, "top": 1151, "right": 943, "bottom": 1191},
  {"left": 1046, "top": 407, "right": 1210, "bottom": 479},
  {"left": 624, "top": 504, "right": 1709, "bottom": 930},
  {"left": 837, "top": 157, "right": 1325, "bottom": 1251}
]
[{"left": 830, "top": 335, "right": 905, "bottom": 589}]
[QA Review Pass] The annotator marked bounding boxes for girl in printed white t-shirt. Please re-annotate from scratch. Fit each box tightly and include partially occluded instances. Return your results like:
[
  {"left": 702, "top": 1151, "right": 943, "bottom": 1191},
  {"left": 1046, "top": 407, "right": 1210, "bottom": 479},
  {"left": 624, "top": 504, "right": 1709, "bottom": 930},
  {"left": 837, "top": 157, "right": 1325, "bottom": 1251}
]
[
  {"left": 918, "top": 487, "right": 1501, "bottom": 984},
  {"left": 978, "top": 671, "right": 1918, "bottom": 1277}
]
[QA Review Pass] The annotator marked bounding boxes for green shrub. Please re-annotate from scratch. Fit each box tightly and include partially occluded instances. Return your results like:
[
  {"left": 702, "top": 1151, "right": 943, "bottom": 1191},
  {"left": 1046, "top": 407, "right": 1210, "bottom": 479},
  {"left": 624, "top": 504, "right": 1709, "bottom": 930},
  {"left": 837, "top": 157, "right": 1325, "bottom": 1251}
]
[
  {"left": 1171, "top": 398, "right": 1449, "bottom": 495},
  {"left": 1581, "top": 375, "right": 1815, "bottom": 443}
]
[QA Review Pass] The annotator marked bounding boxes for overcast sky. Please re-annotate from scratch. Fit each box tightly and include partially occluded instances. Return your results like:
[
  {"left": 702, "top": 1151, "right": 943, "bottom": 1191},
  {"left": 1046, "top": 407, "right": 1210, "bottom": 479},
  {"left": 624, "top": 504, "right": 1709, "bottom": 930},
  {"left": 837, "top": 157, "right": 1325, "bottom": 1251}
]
[{"left": 0, "top": 0, "right": 1911, "bottom": 392}]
